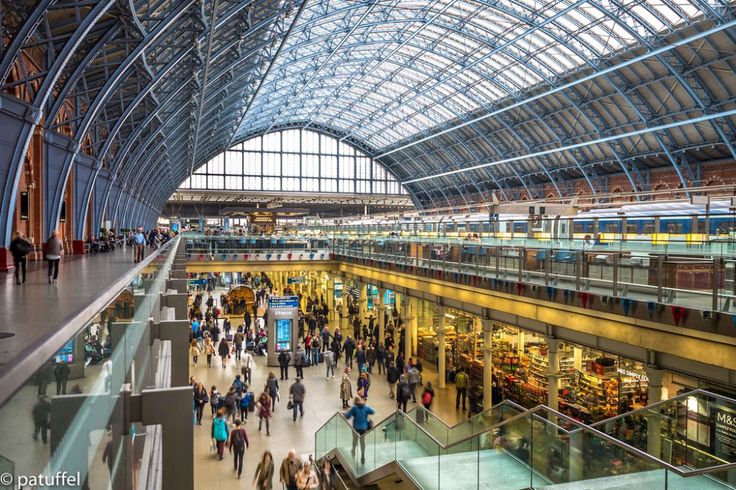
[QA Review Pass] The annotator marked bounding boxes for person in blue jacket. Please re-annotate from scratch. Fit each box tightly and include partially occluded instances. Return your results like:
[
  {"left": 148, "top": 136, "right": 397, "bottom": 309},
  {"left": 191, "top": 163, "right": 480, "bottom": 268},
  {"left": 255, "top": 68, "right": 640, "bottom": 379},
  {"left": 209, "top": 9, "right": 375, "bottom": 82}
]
[
  {"left": 212, "top": 409, "right": 230, "bottom": 460},
  {"left": 344, "top": 396, "right": 375, "bottom": 464}
]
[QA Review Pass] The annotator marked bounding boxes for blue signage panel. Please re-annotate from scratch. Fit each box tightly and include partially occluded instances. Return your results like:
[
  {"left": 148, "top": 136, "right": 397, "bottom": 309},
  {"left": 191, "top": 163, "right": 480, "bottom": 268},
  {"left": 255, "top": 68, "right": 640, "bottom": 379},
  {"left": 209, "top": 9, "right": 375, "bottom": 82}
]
[
  {"left": 275, "top": 319, "right": 292, "bottom": 352},
  {"left": 268, "top": 296, "right": 300, "bottom": 308}
]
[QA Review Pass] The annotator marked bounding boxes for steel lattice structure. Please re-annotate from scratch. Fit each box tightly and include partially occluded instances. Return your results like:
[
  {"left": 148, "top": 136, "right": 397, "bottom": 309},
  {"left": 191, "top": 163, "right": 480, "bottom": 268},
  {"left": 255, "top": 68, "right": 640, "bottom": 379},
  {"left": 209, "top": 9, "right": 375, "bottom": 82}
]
[{"left": 1, "top": 0, "right": 735, "bottom": 243}]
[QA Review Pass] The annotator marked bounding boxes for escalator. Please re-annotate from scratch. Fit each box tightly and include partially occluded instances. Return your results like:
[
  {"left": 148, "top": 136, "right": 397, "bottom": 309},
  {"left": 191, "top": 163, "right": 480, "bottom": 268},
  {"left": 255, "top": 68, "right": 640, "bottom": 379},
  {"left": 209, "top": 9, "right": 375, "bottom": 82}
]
[{"left": 316, "top": 392, "right": 736, "bottom": 489}]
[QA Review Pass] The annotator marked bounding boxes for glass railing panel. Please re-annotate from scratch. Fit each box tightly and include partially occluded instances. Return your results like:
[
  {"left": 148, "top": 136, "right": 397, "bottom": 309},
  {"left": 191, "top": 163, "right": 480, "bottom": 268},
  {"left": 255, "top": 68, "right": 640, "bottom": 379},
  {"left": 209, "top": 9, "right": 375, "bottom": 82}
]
[
  {"left": 439, "top": 434, "right": 479, "bottom": 489},
  {"left": 334, "top": 415, "right": 358, "bottom": 475}
]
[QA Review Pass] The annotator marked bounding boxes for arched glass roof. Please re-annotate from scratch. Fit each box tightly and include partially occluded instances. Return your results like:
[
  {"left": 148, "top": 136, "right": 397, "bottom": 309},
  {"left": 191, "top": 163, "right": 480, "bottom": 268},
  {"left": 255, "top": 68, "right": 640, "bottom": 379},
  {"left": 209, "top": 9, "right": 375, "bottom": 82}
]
[{"left": 2, "top": 0, "right": 735, "bottom": 217}]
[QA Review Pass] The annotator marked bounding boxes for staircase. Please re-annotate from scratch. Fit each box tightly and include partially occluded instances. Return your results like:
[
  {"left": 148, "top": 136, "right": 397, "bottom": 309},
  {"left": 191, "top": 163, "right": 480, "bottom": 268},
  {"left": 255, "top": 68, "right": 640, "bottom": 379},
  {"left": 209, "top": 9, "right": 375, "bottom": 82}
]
[{"left": 315, "top": 391, "right": 736, "bottom": 489}]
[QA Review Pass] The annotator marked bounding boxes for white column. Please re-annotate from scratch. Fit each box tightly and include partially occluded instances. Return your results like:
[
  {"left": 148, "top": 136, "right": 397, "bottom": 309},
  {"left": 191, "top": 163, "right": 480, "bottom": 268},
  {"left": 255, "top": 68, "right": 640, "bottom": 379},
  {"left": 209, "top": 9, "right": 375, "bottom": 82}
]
[
  {"left": 645, "top": 365, "right": 666, "bottom": 458},
  {"left": 517, "top": 330, "right": 525, "bottom": 357},
  {"left": 359, "top": 281, "right": 368, "bottom": 325},
  {"left": 546, "top": 336, "right": 561, "bottom": 411},
  {"left": 482, "top": 318, "right": 493, "bottom": 409},
  {"left": 401, "top": 296, "right": 411, "bottom": 362},
  {"left": 340, "top": 276, "right": 348, "bottom": 332},
  {"left": 327, "top": 277, "right": 335, "bottom": 327},
  {"left": 378, "top": 287, "right": 386, "bottom": 343},
  {"left": 437, "top": 305, "right": 447, "bottom": 389},
  {"left": 410, "top": 297, "right": 418, "bottom": 355}
]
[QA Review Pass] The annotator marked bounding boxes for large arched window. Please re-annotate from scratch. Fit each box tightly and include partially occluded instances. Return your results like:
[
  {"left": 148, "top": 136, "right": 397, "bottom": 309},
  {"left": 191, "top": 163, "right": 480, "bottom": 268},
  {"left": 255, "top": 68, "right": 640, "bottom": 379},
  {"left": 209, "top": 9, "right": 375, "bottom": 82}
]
[{"left": 179, "top": 129, "right": 406, "bottom": 195}]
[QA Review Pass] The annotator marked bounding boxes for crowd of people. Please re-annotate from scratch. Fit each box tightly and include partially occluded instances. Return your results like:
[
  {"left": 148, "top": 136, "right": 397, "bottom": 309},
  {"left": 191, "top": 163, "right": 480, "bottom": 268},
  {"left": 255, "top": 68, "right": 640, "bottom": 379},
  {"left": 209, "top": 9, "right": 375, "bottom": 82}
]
[{"left": 187, "top": 273, "right": 483, "bottom": 488}]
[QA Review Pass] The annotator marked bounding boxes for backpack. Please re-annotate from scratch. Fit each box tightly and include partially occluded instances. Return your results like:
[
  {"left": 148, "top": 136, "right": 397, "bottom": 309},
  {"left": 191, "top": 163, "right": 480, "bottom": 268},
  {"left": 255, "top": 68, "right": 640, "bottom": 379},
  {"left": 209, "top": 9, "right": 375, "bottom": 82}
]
[
  {"left": 422, "top": 391, "right": 433, "bottom": 406},
  {"left": 399, "top": 383, "right": 411, "bottom": 401},
  {"left": 231, "top": 428, "right": 245, "bottom": 448}
]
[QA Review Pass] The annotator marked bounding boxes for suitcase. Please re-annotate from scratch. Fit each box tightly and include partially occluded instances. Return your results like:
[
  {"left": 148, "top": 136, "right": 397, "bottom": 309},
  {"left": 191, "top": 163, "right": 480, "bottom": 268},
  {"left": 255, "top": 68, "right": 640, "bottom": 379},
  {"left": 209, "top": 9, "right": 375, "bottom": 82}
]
[
  {"left": 226, "top": 334, "right": 233, "bottom": 342},
  {"left": 319, "top": 352, "right": 324, "bottom": 363}
]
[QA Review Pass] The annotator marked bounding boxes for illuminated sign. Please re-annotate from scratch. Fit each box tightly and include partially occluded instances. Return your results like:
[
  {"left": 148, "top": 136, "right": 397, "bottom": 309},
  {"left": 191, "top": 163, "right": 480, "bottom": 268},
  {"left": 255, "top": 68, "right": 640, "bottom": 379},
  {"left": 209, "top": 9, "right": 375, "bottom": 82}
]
[
  {"left": 275, "top": 319, "right": 292, "bottom": 352},
  {"left": 268, "top": 296, "right": 300, "bottom": 308}
]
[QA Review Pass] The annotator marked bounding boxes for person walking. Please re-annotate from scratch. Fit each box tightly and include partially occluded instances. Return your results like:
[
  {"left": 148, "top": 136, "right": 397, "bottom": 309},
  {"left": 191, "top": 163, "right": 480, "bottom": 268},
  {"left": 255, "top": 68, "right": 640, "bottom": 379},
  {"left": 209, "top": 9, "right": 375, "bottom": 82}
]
[
  {"left": 396, "top": 374, "right": 411, "bottom": 412},
  {"left": 365, "top": 344, "right": 376, "bottom": 374},
  {"left": 266, "top": 372, "right": 279, "bottom": 412},
  {"left": 455, "top": 368, "right": 469, "bottom": 411},
  {"left": 193, "top": 383, "right": 209, "bottom": 425},
  {"left": 421, "top": 381, "right": 435, "bottom": 411},
  {"left": 343, "top": 336, "right": 356, "bottom": 368},
  {"left": 386, "top": 362, "right": 400, "bottom": 399},
  {"left": 280, "top": 450, "right": 302, "bottom": 490},
  {"left": 339, "top": 368, "right": 353, "bottom": 409},
  {"left": 355, "top": 346, "right": 366, "bottom": 374},
  {"left": 324, "top": 349, "right": 335, "bottom": 379},
  {"left": 9, "top": 231, "right": 32, "bottom": 285},
  {"left": 318, "top": 459, "right": 337, "bottom": 490},
  {"left": 233, "top": 329, "right": 244, "bottom": 362},
  {"left": 211, "top": 409, "right": 229, "bottom": 460},
  {"left": 239, "top": 390, "right": 253, "bottom": 421},
  {"left": 309, "top": 336, "right": 320, "bottom": 366},
  {"left": 296, "top": 461, "right": 319, "bottom": 490},
  {"left": 345, "top": 396, "right": 375, "bottom": 464},
  {"left": 407, "top": 363, "right": 421, "bottom": 404},
  {"left": 31, "top": 395, "right": 51, "bottom": 443},
  {"left": 320, "top": 325, "right": 331, "bottom": 353},
  {"left": 204, "top": 339, "right": 215, "bottom": 368},
  {"left": 189, "top": 339, "right": 201, "bottom": 366},
  {"left": 278, "top": 350, "right": 291, "bottom": 380},
  {"left": 45, "top": 230, "right": 63, "bottom": 284},
  {"left": 289, "top": 378, "right": 306, "bottom": 421},
  {"left": 256, "top": 391, "right": 272, "bottom": 436},
  {"left": 209, "top": 386, "right": 221, "bottom": 416},
  {"left": 253, "top": 451, "right": 274, "bottom": 490},
  {"left": 375, "top": 343, "right": 386, "bottom": 375},
  {"left": 228, "top": 419, "right": 249, "bottom": 479},
  {"left": 330, "top": 337, "right": 341, "bottom": 366},
  {"left": 357, "top": 371, "right": 370, "bottom": 400},
  {"left": 218, "top": 337, "right": 230, "bottom": 368},
  {"left": 242, "top": 350, "right": 254, "bottom": 385},
  {"left": 294, "top": 345, "right": 305, "bottom": 378}
]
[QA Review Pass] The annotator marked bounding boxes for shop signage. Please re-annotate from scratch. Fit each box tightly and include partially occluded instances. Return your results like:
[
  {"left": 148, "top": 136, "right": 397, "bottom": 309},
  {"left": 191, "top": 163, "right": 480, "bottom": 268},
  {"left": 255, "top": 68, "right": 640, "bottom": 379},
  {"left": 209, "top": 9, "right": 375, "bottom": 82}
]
[
  {"left": 616, "top": 368, "right": 649, "bottom": 382},
  {"left": 188, "top": 279, "right": 208, "bottom": 285},
  {"left": 287, "top": 277, "right": 305, "bottom": 284},
  {"left": 711, "top": 404, "right": 736, "bottom": 461},
  {"left": 268, "top": 296, "right": 300, "bottom": 308}
]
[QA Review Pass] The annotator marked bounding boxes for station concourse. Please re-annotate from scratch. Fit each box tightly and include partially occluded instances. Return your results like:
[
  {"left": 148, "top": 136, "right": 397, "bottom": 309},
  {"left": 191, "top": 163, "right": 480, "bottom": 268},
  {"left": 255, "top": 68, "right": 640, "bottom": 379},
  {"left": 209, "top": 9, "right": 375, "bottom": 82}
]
[{"left": 2, "top": 1, "right": 736, "bottom": 489}]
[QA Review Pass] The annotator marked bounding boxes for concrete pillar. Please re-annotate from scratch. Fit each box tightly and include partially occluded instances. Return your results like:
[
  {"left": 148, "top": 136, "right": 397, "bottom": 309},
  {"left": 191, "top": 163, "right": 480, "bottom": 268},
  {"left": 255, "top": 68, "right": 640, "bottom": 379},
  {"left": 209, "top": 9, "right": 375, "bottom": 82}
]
[
  {"left": 359, "top": 281, "right": 368, "bottom": 324},
  {"left": 546, "top": 336, "right": 561, "bottom": 411},
  {"left": 437, "top": 304, "right": 447, "bottom": 388},
  {"left": 645, "top": 365, "right": 666, "bottom": 458},
  {"left": 482, "top": 318, "right": 493, "bottom": 409}
]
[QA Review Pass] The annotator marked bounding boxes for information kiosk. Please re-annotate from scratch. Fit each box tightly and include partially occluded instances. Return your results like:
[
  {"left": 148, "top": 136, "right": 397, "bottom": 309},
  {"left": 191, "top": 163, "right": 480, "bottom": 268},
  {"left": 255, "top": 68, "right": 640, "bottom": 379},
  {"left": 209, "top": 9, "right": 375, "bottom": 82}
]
[{"left": 266, "top": 296, "right": 299, "bottom": 367}]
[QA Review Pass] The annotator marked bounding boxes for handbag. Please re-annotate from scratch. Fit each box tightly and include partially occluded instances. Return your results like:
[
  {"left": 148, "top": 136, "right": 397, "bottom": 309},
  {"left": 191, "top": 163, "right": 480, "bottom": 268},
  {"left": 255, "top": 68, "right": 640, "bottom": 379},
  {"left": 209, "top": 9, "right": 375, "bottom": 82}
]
[{"left": 287, "top": 400, "right": 294, "bottom": 410}]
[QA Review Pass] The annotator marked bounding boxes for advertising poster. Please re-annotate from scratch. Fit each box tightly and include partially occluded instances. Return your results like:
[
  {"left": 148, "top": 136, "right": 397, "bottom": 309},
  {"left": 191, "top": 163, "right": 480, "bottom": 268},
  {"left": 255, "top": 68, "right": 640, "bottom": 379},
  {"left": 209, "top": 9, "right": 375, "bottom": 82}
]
[{"left": 711, "top": 404, "right": 736, "bottom": 461}]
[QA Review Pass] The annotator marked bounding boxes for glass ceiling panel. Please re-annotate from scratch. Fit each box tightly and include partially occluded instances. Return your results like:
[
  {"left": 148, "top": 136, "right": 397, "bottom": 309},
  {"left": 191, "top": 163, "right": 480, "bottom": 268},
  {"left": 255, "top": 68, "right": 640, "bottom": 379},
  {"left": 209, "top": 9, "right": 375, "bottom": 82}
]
[{"left": 235, "top": 0, "right": 719, "bottom": 147}]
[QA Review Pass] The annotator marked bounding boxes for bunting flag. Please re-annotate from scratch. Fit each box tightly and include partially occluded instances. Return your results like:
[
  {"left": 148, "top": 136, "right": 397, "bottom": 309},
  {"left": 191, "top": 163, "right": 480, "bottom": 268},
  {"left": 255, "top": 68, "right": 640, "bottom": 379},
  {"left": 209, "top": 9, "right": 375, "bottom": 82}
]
[
  {"left": 671, "top": 306, "right": 686, "bottom": 326},
  {"left": 243, "top": 253, "right": 249, "bottom": 260},
  {"left": 547, "top": 286, "right": 554, "bottom": 301},
  {"left": 578, "top": 292, "right": 590, "bottom": 308},
  {"left": 287, "top": 253, "right": 292, "bottom": 260},
  {"left": 309, "top": 253, "right": 315, "bottom": 260},
  {"left": 276, "top": 254, "right": 282, "bottom": 260},
  {"left": 647, "top": 302, "right": 656, "bottom": 320},
  {"left": 266, "top": 253, "right": 272, "bottom": 260},
  {"left": 516, "top": 283, "right": 526, "bottom": 295},
  {"left": 221, "top": 254, "right": 228, "bottom": 260},
  {"left": 622, "top": 298, "right": 631, "bottom": 316},
  {"left": 198, "top": 254, "right": 204, "bottom": 261},
  {"left": 493, "top": 278, "right": 499, "bottom": 289},
  {"left": 320, "top": 253, "right": 325, "bottom": 259},
  {"left": 563, "top": 289, "right": 570, "bottom": 304}
]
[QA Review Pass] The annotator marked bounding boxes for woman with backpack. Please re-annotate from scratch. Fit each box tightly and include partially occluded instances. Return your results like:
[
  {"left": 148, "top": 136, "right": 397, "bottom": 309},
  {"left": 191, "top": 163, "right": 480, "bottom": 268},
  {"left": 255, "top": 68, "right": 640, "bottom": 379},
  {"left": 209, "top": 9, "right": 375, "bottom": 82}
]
[
  {"left": 239, "top": 390, "right": 253, "bottom": 421},
  {"left": 228, "top": 419, "right": 249, "bottom": 479},
  {"left": 45, "top": 230, "right": 63, "bottom": 284},
  {"left": 209, "top": 386, "right": 221, "bottom": 416},
  {"left": 421, "top": 381, "right": 435, "bottom": 412},
  {"left": 396, "top": 374, "right": 411, "bottom": 413},
  {"left": 211, "top": 409, "right": 229, "bottom": 460}
]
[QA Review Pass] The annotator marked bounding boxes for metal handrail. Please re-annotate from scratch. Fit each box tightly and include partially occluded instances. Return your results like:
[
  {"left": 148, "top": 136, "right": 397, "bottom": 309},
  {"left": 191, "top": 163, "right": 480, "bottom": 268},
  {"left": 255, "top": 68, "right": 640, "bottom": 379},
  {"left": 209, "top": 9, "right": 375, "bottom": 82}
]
[{"left": 0, "top": 235, "right": 180, "bottom": 408}]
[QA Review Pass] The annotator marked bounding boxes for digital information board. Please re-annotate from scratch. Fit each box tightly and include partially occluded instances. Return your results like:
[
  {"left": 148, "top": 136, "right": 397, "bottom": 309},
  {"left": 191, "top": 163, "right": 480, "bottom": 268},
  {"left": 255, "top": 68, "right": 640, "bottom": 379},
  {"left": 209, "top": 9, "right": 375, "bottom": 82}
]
[
  {"left": 268, "top": 296, "right": 300, "bottom": 308},
  {"left": 275, "top": 319, "right": 292, "bottom": 352}
]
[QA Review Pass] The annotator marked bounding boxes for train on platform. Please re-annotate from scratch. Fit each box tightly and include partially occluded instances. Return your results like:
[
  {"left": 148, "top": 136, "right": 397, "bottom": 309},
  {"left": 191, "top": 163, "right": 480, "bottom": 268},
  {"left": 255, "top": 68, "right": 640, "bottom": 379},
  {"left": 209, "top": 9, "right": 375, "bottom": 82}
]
[{"left": 306, "top": 199, "right": 736, "bottom": 241}]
